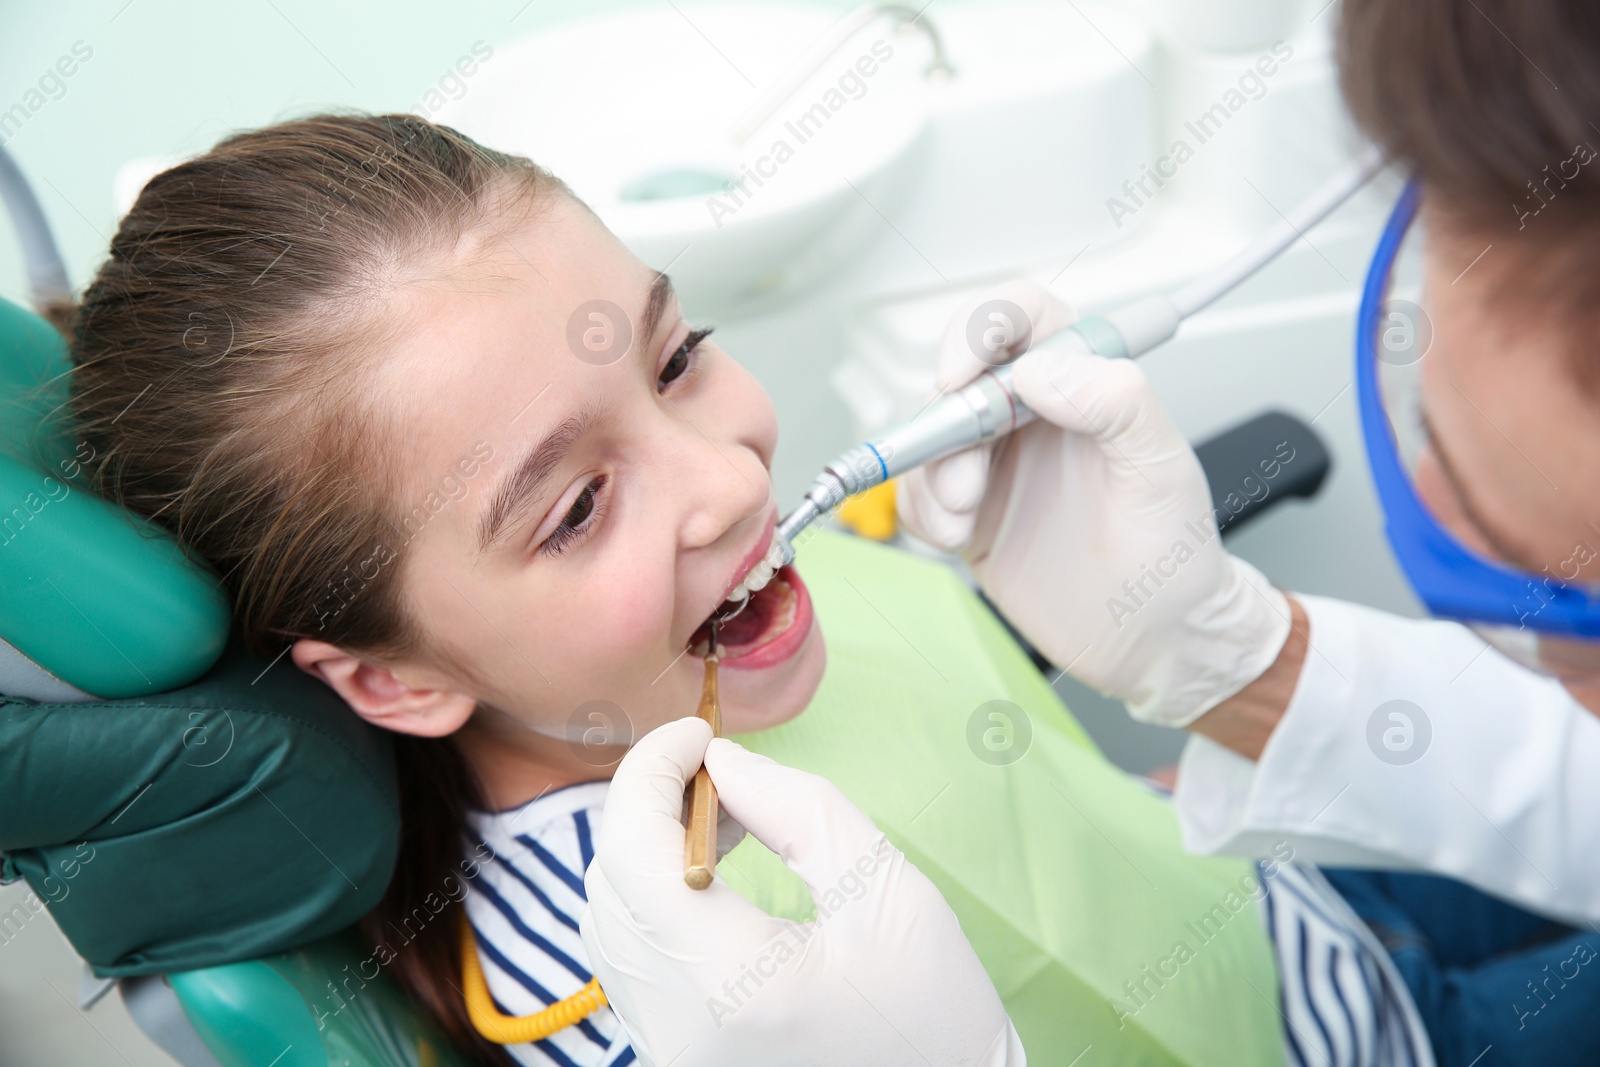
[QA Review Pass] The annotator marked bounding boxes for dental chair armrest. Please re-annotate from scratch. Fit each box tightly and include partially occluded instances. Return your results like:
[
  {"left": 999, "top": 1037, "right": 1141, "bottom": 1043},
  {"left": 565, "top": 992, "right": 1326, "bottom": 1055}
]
[{"left": 1195, "top": 410, "right": 1330, "bottom": 536}]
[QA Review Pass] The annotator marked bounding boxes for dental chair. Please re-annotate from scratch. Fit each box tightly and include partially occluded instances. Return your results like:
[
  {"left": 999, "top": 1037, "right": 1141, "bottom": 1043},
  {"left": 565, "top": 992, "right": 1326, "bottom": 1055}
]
[
  {"left": 0, "top": 291, "right": 1329, "bottom": 1067},
  {"left": 0, "top": 293, "right": 473, "bottom": 1066}
]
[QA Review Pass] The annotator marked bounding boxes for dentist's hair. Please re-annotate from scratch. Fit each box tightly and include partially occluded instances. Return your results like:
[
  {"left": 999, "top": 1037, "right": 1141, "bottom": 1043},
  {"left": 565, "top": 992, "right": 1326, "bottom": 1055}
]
[
  {"left": 67, "top": 113, "right": 568, "bottom": 1064},
  {"left": 1337, "top": 0, "right": 1600, "bottom": 370},
  {"left": 1339, "top": 0, "right": 1600, "bottom": 207}
]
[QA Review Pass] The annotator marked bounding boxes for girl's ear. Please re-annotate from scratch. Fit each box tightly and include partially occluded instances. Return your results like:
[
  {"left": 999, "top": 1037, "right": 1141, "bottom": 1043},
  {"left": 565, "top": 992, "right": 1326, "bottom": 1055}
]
[{"left": 291, "top": 638, "right": 476, "bottom": 738}]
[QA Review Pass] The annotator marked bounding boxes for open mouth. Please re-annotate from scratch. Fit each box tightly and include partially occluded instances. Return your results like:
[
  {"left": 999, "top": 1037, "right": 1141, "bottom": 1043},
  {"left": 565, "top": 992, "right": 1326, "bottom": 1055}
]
[{"left": 689, "top": 565, "right": 802, "bottom": 659}]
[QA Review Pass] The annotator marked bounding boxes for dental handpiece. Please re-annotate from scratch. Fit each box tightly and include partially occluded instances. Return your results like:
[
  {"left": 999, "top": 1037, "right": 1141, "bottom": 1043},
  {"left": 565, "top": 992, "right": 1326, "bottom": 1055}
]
[
  {"left": 771, "top": 303, "right": 1167, "bottom": 565},
  {"left": 772, "top": 330, "right": 1063, "bottom": 561},
  {"left": 771, "top": 147, "right": 1386, "bottom": 566}
]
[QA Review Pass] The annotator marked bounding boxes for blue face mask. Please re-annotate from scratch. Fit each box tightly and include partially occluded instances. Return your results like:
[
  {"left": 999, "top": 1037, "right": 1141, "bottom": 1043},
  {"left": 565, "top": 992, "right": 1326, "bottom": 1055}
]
[{"left": 1357, "top": 179, "right": 1600, "bottom": 679}]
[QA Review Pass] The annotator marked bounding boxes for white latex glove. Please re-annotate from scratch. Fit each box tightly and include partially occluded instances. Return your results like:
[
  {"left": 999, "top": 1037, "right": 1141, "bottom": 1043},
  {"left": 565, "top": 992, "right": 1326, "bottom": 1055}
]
[
  {"left": 897, "top": 279, "right": 1291, "bottom": 726},
  {"left": 580, "top": 717, "right": 1025, "bottom": 1067}
]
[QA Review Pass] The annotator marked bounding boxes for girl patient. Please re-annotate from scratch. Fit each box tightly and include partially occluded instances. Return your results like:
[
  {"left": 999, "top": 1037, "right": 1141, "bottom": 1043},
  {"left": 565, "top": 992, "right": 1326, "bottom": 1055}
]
[
  {"left": 66, "top": 115, "right": 1451, "bottom": 1067},
  {"left": 70, "top": 114, "right": 821, "bottom": 1066}
]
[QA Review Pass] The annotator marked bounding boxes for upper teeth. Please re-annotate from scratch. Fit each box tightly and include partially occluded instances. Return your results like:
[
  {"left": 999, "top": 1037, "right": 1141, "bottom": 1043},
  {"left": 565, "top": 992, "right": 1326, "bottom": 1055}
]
[{"left": 728, "top": 539, "right": 787, "bottom": 602}]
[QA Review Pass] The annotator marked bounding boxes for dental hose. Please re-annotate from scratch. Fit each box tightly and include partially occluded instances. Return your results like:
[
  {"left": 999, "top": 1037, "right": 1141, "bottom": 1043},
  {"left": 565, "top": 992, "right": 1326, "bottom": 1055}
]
[
  {"left": 462, "top": 911, "right": 608, "bottom": 1043},
  {"left": 0, "top": 145, "right": 72, "bottom": 311},
  {"left": 772, "top": 146, "right": 1386, "bottom": 565}
]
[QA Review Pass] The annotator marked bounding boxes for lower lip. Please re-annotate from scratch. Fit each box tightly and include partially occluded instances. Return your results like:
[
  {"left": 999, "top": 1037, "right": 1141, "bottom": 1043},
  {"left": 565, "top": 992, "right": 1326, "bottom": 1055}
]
[{"left": 717, "top": 565, "right": 814, "bottom": 671}]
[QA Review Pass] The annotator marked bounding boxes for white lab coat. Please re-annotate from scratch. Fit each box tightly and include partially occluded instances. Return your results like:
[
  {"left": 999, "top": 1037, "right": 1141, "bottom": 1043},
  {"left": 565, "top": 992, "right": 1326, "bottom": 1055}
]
[{"left": 1172, "top": 593, "right": 1600, "bottom": 927}]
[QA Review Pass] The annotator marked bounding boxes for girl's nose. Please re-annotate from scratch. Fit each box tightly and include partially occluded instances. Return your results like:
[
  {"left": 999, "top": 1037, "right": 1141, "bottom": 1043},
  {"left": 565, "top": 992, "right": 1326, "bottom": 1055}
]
[{"left": 668, "top": 434, "right": 772, "bottom": 553}]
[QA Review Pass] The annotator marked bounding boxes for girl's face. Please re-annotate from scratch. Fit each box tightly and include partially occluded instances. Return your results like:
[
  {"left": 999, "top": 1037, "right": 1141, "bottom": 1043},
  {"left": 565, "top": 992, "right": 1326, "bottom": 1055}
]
[{"left": 298, "top": 192, "right": 825, "bottom": 796}]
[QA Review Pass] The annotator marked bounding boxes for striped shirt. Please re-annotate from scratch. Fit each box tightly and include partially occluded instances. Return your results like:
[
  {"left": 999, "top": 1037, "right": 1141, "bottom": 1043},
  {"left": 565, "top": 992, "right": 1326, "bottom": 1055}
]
[
  {"left": 464, "top": 782, "right": 634, "bottom": 1067},
  {"left": 466, "top": 783, "right": 1434, "bottom": 1067},
  {"left": 1262, "top": 862, "right": 1434, "bottom": 1067}
]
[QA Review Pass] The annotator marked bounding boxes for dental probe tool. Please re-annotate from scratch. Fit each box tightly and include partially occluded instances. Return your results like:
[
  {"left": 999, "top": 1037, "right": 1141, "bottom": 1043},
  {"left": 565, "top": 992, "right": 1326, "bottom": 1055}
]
[
  {"left": 684, "top": 617, "right": 722, "bottom": 890},
  {"left": 722, "top": 148, "right": 1388, "bottom": 593}
]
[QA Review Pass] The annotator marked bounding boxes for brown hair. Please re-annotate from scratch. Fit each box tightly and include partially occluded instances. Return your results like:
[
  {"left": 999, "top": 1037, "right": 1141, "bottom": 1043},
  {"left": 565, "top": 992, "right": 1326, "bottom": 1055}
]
[
  {"left": 1337, "top": 0, "right": 1600, "bottom": 370},
  {"left": 67, "top": 113, "right": 569, "bottom": 1064}
]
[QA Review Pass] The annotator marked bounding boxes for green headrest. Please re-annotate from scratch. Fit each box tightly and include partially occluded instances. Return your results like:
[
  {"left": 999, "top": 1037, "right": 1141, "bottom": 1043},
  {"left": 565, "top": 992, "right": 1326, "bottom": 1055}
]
[
  {"left": 170, "top": 930, "right": 473, "bottom": 1067},
  {"left": 0, "top": 296, "right": 401, "bottom": 974},
  {"left": 0, "top": 631, "right": 400, "bottom": 976},
  {"left": 0, "top": 296, "right": 230, "bottom": 698}
]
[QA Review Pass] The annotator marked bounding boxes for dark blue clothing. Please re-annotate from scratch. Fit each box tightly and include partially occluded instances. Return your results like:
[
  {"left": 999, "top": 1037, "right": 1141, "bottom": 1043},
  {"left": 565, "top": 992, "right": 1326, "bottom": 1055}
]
[{"left": 1322, "top": 867, "right": 1599, "bottom": 1067}]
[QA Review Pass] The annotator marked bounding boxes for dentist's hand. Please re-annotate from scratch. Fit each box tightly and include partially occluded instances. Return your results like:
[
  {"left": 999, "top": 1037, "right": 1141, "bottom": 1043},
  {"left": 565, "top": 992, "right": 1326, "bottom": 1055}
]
[
  {"left": 897, "top": 280, "right": 1290, "bottom": 726},
  {"left": 580, "top": 718, "right": 1025, "bottom": 1067}
]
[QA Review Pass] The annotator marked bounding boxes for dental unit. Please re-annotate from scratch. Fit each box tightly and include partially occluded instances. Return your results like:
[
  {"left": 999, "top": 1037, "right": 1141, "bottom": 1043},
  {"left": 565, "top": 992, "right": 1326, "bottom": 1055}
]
[{"left": 717, "top": 147, "right": 1387, "bottom": 610}]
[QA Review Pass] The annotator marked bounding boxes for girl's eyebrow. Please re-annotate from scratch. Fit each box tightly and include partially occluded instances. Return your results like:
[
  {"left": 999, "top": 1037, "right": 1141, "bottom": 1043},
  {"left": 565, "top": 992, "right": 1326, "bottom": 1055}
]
[
  {"left": 474, "top": 274, "right": 674, "bottom": 555},
  {"left": 641, "top": 272, "right": 676, "bottom": 345},
  {"left": 476, "top": 400, "right": 601, "bottom": 553}
]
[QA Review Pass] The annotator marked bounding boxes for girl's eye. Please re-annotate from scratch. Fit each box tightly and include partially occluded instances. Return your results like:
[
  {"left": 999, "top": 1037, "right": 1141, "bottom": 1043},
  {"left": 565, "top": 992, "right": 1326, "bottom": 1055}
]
[
  {"left": 658, "top": 327, "right": 713, "bottom": 392},
  {"left": 539, "top": 475, "right": 608, "bottom": 558}
]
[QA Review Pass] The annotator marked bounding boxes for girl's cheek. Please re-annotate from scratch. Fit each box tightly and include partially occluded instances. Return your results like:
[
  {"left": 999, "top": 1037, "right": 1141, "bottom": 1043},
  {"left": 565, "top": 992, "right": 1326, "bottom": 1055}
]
[{"left": 597, "top": 560, "right": 677, "bottom": 650}]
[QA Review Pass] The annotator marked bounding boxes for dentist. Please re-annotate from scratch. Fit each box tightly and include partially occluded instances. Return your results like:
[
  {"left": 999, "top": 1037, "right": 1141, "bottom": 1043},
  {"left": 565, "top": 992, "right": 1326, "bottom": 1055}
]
[{"left": 580, "top": 0, "right": 1600, "bottom": 1062}]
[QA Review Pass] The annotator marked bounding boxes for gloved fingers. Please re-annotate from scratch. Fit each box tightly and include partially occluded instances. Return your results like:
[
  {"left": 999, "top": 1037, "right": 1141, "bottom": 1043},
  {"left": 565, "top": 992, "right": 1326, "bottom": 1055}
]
[
  {"left": 934, "top": 278, "right": 1078, "bottom": 392},
  {"left": 715, "top": 803, "right": 748, "bottom": 860},
  {"left": 579, "top": 867, "right": 704, "bottom": 1067},
  {"left": 592, "top": 716, "right": 713, "bottom": 902},
  {"left": 677, "top": 786, "right": 749, "bottom": 861},
  {"left": 899, "top": 280, "right": 1073, "bottom": 554},
  {"left": 896, "top": 466, "right": 966, "bottom": 552},
  {"left": 583, "top": 793, "right": 779, "bottom": 969},
  {"left": 1011, "top": 347, "right": 1193, "bottom": 472},
  {"left": 930, "top": 444, "right": 991, "bottom": 512},
  {"left": 702, "top": 737, "right": 891, "bottom": 901},
  {"left": 896, "top": 454, "right": 983, "bottom": 552},
  {"left": 576, "top": 873, "right": 635, "bottom": 1015}
]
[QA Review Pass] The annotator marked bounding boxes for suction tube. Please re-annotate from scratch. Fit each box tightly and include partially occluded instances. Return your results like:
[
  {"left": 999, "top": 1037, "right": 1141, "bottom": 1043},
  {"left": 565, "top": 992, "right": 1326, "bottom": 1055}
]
[{"left": 774, "top": 147, "right": 1386, "bottom": 565}]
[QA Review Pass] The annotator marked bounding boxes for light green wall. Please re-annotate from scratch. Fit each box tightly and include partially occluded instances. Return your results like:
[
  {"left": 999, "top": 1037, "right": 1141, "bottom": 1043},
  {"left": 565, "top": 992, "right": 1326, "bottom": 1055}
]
[{"left": 0, "top": 0, "right": 874, "bottom": 307}]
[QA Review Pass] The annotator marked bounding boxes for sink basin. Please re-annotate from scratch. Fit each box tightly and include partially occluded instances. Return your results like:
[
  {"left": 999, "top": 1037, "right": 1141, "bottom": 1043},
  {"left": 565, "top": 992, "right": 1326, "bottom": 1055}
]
[{"left": 434, "top": 4, "right": 931, "bottom": 315}]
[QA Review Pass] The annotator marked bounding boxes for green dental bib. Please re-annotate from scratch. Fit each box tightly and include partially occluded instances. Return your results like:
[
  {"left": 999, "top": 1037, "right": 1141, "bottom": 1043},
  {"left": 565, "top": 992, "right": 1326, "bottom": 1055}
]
[{"left": 723, "top": 530, "right": 1284, "bottom": 1067}]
